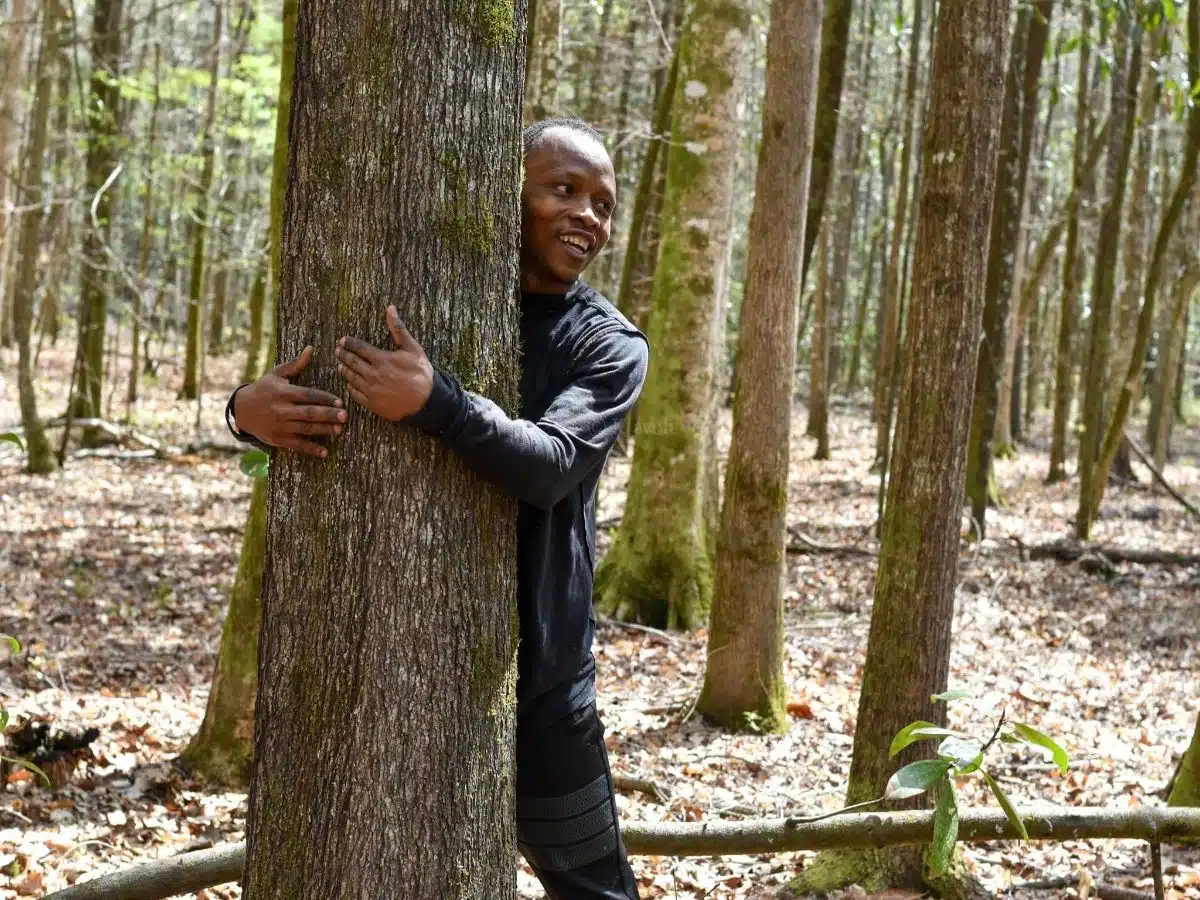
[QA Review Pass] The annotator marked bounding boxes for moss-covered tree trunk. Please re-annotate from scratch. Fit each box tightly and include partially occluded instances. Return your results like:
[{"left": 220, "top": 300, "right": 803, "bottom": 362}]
[
  {"left": 73, "top": 0, "right": 124, "bottom": 430},
  {"left": 183, "top": 0, "right": 290, "bottom": 788},
  {"left": 790, "top": 1, "right": 1011, "bottom": 891},
  {"left": 241, "top": 0, "right": 524, "bottom": 895},
  {"left": 594, "top": 0, "right": 750, "bottom": 631},
  {"left": 13, "top": 0, "right": 59, "bottom": 475},
  {"left": 180, "top": 3, "right": 223, "bottom": 400},
  {"left": 1169, "top": 709, "right": 1200, "bottom": 807},
  {"left": 1075, "top": 17, "right": 1142, "bottom": 539},
  {"left": 697, "top": 0, "right": 820, "bottom": 731},
  {"left": 873, "top": 0, "right": 922, "bottom": 468},
  {"left": 183, "top": 478, "right": 266, "bottom": 784},
  {"left": 242, "top": 260, "right": 268, "bottom": 382},
  {"left": 1088, "top": 0, "right": 1200, "bottom": 528},
  {"left": 1048, "top": 5, "right": 1092, "bottom": 484},
  {"left": 965, "top": 1, "right": 1051, "bottom": 536}
]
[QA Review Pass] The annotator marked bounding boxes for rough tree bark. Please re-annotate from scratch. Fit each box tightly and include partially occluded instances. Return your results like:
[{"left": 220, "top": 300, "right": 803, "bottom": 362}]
[
  {"left": 13, "top": 0, "right": 60, "bottom": 475},
  {"left": 790, "top": 0, "right": 1011, "bottom": 892},
  {"left": 180, "top": 2, "right": 223, "bottom": 400},
  {"left": 240, "top": 0, "right": 526, "bottom": 895},
  {"left": 1076, "top": 17, "right": 1142, "bottom": 539},
  {"left": 696, "top": 0, "right": 820, "bottom": 731},
  {"left": 1048, "top": 5, "right": 1092, "bottom": 484},
  {"left": 594, "top": 0, "right": 750, "bottom": 630},
  {"left": 0, "top": 0, "right": 29, "bottom": 349}
]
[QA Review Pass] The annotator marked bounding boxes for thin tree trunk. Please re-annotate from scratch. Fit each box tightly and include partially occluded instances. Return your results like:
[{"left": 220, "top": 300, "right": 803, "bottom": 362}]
[
  {"left": 180, "top": 1, "right": 223, "bottom": 400},
  {"left": 697, "top": 0, "right": 821, "bottom": 732},
  {"left": 36, "top": 39, "right": 74, "bottom": 351},
  {"left": 72, "top": 0, "right": 125, "bottom": 437},
  {"left": 242, "top": 258, "right": 268, "bottom": 382},
  {"left": 793, "top": 3, "right": 1011, "bottom": 893},
  {"left": 14, "top": 0, "right": 59, "bottom": 475},
  {"left": 1048, "top": 6, "right": 1093, "bottom": 483},
  {"left": 524, "top": 0, "right": 560, "bottom": 122},
  {"left": 1089, "top": 0, "right": 1200, "bottom": 528},
  {"left": 800, "top": 0, "right": 854, "bottom": 284},
  {"left": 241, "top": 0, "right": 525, "bottom": 894},
  {"left": 1151, "top": 268, "right": 1200, "bottom": 469},
  {"left": 874, "top": 0, "right": 922, "bottom": 467},
  {"left": 595, "top": 0, "right": 751, "bottom": 630},
  {"left": 966, "top": 1, "right": 1052, "bottom": 536},
  {"left": 846, "top": 218, "right": 881, "bottom": 392},
  {"left": 808, "top": 222, "right": 831, "bottom": 457},
  {"left": 129, "top": 7, "right": 162, "bottom": 412},
  {"left": 0, "top": 0, "right": 30, "bottom": 349}
]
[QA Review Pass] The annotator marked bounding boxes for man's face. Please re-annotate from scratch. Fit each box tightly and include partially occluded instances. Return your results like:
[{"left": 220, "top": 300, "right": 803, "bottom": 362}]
[{"left": 520, "top": 128, "right": 618, "bottom": 293}]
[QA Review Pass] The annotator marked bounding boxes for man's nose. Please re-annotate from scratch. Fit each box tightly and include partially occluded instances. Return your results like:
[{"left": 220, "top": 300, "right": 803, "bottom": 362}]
[{"left": 572, "top": 202, "right": 601, "bottom": 228}]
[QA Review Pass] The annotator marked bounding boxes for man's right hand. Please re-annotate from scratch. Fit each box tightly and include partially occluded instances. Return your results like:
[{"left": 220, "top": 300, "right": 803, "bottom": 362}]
[{"left": 233, "top": 346, "right": 347, "bottom": 458}]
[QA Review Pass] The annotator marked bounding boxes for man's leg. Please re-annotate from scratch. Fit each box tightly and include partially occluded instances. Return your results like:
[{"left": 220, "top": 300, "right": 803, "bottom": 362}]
[{"left": 516, "top": 703, "right": 640, "bottom": 900}]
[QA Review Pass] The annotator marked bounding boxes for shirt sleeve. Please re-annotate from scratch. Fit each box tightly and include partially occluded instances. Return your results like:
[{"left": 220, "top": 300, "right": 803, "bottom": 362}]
[{"left": 406, "top": 323, "right": 649, "bottom": 509}]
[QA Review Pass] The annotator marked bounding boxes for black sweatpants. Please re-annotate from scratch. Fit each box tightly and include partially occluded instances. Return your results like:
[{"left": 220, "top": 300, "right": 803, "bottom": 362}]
[{"left": 516, "top": 703, "right": 641, "bottom": 899}]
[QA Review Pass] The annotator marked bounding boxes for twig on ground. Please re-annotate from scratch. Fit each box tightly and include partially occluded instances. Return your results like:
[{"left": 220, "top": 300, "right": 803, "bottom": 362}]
[
  {"left": 597, "top": 615, "right": 683, "bottom": 646},
  {"left": 786, "top": 527, "right": 878, "bottom": 557},
  {"left": 1126, "top": 433, "right": 1200, "bottom": 521},
  {"left": 613, "top": 774, "right": 670, "bottom": 803},
  {"left": 1010, "top": 537, "right": 1200, "bottom": 568}
]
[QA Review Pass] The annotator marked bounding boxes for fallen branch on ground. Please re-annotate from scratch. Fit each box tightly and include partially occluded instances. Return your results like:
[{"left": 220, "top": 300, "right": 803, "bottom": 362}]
[
  {"left": 612, "top": 773, "right": 670, "bottom": 803},
  {"left": 43, "top": 807, "right": 1200, "bottom": 900},
  {"left": 1012, "top": 537, "right": 1200, "bottom": 567},
  {"left": 1125, "top": 433, "right": 1200, "bottom": 521},
  {"left": 3, "top": 417, "right": 245, "bottom": 461},
  {"left": 786, "top": 527, "right": 877, "bottom": 557}
]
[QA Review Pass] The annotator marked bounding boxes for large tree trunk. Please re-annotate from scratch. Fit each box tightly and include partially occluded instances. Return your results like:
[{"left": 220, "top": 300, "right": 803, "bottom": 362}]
[
  {"left": 697, "top": 0, "right": 820, "bottom": 731},
  {"left": 873, "top": 0, "right": 922, "bottom": 468},
  {"left": 1075, "top": 17, "right": 1142, "bottom": 539},
  {"left": 792, "top": 0, "right": 1011, "bottom": 891},
  {"left": 965, "top": 1, "right": 1051, "bottom": 536},
  {"left": 594, "top": 0, "right": 750, "bottom": 631},
  {"left": 241, "top": 0, "right": 525, "bottom": 896},
  {"left": 180, "top": 2, "right": 223, "bottom": 400},
  {"left": 13, "top": 0, "right": 60, "bottom": 475},
  {"left": 1088, "top": 0, "right": 1200, "bottom": 528},
  {"left": 72, "top": 0, "right": 124, "bottom": 434},
  {"left": 799, "top": 0, "right": 854, "bottom": 285},
  {"left": 1048, "top": 6, "right": 1093, "bottom": 484}
]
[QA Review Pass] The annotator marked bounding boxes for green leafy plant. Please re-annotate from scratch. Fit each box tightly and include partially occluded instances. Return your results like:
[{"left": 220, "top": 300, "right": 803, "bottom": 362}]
[
  {"left": 887, "top": 691, "right": 1069, "bottom": 875},
  {"left": 0, "top": 433, "right": 24, "bottom": 452},
  {"left": 240, "top": 449, "right": 270, "bottom": 479},
  {"left": 0, "top": 636, "right": 50, "bottom": 787}
]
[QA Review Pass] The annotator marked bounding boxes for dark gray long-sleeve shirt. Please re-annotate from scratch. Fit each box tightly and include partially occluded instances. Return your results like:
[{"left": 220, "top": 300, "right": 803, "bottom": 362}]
[{"left": 408, "top": 280, "right": 648, "bottom": 725}]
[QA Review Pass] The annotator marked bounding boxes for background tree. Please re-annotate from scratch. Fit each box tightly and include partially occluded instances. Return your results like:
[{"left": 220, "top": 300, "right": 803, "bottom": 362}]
[
  {"left": 790, "top": 0, "right": 1011, "bottom": 890},
  {"left": 698, "top": 0, "right": 821, "bottom": 731},
  {"left": 1169, "top": 708, "right": 1200, "bottom": 806},
  {"left": 595, "top": 0, "right": 752, "bottom": 630},
  {"left": 241, "top": 0, "right": 525, "bottom": 896}
]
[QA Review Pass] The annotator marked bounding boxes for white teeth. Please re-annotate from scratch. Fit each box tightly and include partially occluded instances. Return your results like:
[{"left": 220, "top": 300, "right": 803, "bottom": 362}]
[{"left": 561, "top": 236, "right": 588, "bottom": 252}]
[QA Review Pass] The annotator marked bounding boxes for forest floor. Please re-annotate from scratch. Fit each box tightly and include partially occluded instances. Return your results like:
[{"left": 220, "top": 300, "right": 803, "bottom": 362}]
[{"left": 2, "top": 339, "right": 1199, "bottom": 900}]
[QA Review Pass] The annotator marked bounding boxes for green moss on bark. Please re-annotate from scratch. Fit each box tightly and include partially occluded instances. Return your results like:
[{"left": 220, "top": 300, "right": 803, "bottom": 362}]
[{"left": 1169, "top": 711, "right": 1200, "bottom": 807}]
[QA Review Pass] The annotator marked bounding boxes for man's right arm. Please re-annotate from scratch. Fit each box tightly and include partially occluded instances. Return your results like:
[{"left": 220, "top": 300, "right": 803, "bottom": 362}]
[{"left": 228, "top": 346, "right": 347, "bottom": 458}]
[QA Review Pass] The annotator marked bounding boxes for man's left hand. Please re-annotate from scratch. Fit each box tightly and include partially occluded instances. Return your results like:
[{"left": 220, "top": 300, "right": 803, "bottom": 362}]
[{"left": 336, "top": 305, "right": 434, "bottom": 421}]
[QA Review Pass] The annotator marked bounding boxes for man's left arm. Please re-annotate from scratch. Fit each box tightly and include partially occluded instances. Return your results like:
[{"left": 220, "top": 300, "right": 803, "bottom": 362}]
[
  {"left": 336, "top": 306, "right": 648, "bottom": 510},
  {"left": 408, "top": 324, "right": 648, "bottom": 509}
]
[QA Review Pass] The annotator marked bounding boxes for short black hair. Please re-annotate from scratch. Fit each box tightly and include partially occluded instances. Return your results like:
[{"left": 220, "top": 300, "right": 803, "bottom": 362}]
[{"left": 522, "top": 117, "right": 605, "bottom": 156}]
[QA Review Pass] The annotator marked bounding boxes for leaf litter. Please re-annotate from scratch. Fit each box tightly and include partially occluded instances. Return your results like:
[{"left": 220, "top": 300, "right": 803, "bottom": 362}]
[{"left": 2, "top": 345, "right": 1198, "bottom": 899}]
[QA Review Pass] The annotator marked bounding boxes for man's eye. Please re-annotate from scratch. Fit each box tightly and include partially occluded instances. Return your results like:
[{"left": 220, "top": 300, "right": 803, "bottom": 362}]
[
  {"left": 555, "top": 184, "right": 573, "bottom": 195},
  {"left": 596, "top": 200, "right": 613, "bottom": 216}
]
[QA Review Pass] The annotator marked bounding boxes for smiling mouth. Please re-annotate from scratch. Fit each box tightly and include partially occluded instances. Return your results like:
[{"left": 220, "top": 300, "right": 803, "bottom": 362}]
[{"left": 559, "top": 234, "right": 592, "bottom": 257}]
